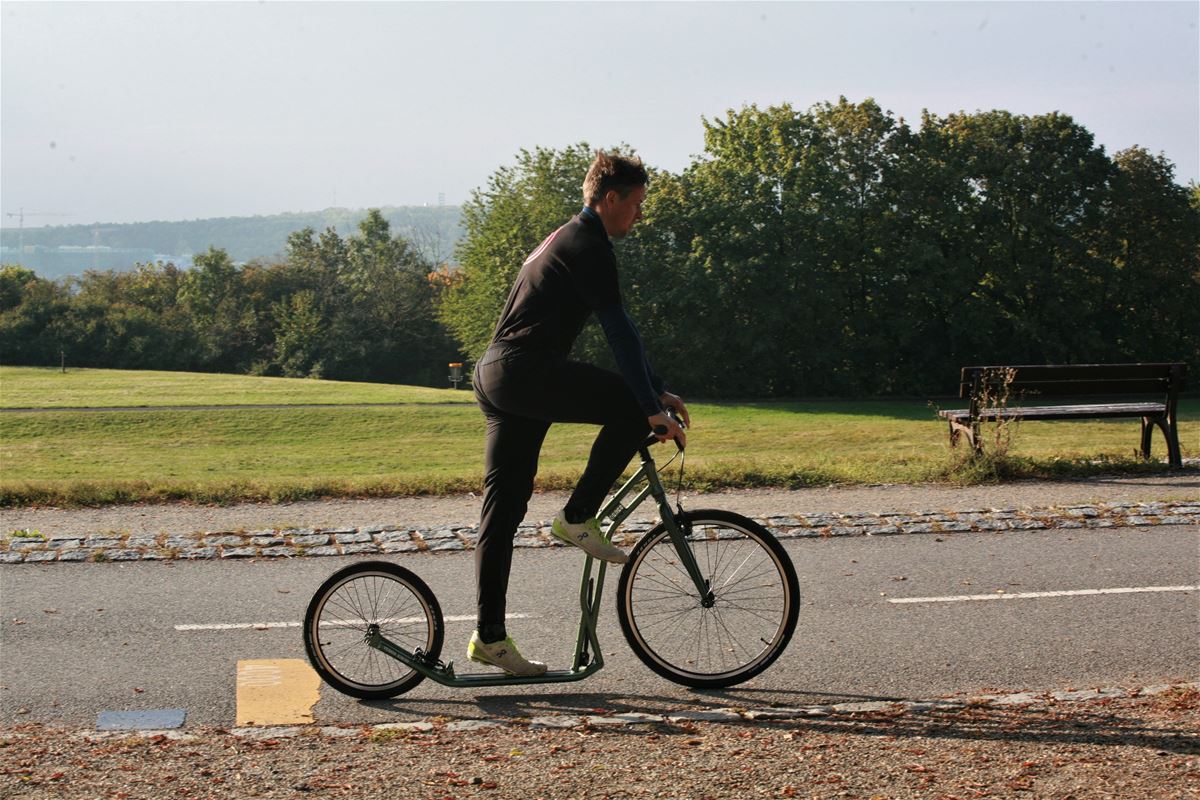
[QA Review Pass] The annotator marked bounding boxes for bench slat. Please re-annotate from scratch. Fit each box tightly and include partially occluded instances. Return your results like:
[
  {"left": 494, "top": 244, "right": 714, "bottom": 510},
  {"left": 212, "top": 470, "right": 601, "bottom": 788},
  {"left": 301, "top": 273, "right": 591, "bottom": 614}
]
[
  {"left": 1000, "top": 379, "right": 1170, "bottom": 396},
  {"left": 938, "top": 402, "right": 1166, "bottom": 422},
  {"left": 959, "top": 363, "right": 1181, "bottom": 382}
]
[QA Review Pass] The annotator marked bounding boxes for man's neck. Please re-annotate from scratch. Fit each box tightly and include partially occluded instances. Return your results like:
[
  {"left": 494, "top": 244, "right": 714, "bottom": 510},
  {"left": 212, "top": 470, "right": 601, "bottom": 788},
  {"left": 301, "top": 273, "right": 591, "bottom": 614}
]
[{"left": 581, "top": 205, "right": 609, "bottom": 238}]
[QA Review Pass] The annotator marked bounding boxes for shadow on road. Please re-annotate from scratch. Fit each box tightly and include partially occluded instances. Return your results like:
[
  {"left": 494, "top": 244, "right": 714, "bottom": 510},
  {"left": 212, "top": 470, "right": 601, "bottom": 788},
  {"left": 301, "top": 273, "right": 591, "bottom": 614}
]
[{"left": 362, "top": 687, "right": 1199, "bottom": 756}]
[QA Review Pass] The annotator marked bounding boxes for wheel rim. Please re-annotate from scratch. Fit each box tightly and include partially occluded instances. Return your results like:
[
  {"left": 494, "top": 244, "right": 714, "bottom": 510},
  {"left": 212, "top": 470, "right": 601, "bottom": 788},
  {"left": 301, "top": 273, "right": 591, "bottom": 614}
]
[
  {"left": 624, "top": 520, "right": 793, "bottom": 681},
  {"left": 309, "top": 570, "right": 435, "bottom": 693}
]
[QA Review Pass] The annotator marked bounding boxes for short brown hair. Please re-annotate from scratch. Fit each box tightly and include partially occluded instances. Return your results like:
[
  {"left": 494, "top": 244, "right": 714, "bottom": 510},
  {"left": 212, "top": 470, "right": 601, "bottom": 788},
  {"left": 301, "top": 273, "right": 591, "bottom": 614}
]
[{"left": 582, "top": 151, "right": 648, "bottom": 205}]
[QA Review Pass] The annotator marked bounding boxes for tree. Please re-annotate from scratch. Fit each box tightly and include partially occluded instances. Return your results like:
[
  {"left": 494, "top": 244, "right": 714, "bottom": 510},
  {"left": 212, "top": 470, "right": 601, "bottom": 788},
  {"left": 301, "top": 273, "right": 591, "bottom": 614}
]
[
  {"left": 0, "top": 265, "right": 72, "bottom": 365},
  {"left": 1097, "top": 147, "right": 1200, "bottom": 364},
  {"left": 622, "top": 99, "right": 910, "bottom": 396},
  {"left": 339, "top": 209, "right": 451, "bottom": 383},
  {"left": 272, "top": 289, "right": 325, "bottom": 377},
  {"left": 272, "top": 211, "right": 453, "bottom": 383},
  {"left": 177, "top": 247, "right": 256, "bottom": 371}
]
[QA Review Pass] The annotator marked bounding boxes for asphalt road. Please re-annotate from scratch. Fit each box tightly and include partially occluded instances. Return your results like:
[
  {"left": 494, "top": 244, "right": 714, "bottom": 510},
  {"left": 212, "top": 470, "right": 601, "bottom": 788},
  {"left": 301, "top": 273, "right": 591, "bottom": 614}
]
[{"left": 1, "top": 524, "right": 1197, "bottom": 729}]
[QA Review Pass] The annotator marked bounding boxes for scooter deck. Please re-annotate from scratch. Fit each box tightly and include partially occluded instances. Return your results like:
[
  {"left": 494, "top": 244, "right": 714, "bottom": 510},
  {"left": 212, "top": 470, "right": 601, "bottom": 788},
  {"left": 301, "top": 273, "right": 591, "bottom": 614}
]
[{"left": 424, "top": 665, "right": 600, "bottom": 688}]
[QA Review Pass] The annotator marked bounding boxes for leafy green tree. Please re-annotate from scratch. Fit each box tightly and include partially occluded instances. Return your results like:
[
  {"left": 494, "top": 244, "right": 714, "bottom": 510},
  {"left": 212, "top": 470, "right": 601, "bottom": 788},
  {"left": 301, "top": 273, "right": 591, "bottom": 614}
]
[
  {"left": 0, "top": 265, "right": 72, "bottom": 365},
  {"left": 623, "top": 99, "right": 910, "bottom": 396},
  {"left": 339, "top": 210, "right": 451, "bottom": 383},
  {"left": 272, "top": 289, "right": 325, "bottom": 377},
  {"left": 177, "top": 247, "right": 256, "bottom": 370},
  {"left": 1097, "top": 147, "right": 1200, "bottom": 365},
  {"left": 272, "top": 211, "right": 453, "bottom": 383}
]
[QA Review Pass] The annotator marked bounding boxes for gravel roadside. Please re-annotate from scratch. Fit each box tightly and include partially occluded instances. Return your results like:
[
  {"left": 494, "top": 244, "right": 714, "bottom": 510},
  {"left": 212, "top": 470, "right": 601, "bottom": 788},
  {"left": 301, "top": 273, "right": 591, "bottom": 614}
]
[
  {"left": 3, "top": 687, "right": 1196, "bottom": 799},
  {"left": 2, "top": 474, "right": 1197, "bottom": 539}
]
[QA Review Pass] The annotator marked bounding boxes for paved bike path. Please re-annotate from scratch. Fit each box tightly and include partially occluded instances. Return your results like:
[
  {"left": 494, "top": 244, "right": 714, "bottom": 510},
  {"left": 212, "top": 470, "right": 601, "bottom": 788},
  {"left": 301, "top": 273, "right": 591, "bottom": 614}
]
[{"left": 2, "top": 524, "right": 1196, "bottom": 729}]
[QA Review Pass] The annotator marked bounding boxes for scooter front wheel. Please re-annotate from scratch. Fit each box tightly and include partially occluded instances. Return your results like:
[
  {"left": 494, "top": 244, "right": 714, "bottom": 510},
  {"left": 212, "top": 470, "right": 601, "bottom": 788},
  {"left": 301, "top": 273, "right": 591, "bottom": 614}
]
[
  {"left": 303, "top": 560, "right": 444, "bottom": 699},
  {"left": 617, "top": 510, "right": 799, "bottom": 688}
]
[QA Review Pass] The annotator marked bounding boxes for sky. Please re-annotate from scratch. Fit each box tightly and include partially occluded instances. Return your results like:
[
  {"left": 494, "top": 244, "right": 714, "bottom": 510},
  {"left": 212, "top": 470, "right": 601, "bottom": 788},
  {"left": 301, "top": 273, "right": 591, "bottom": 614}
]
[{"left": 2, "top": 1, "right": 1197, "bottom": 227}]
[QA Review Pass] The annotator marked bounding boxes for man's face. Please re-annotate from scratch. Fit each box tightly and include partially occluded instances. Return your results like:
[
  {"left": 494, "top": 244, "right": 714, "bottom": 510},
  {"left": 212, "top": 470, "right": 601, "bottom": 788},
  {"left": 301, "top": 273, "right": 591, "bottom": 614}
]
[{"left": 602, "top": 185, "right": 646, "bottom": 239}]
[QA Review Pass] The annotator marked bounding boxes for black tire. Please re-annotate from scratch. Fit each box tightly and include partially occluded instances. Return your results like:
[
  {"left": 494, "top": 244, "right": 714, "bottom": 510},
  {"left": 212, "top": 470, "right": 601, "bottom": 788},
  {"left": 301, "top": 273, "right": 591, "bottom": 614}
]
[
  {"left": 303, "top": 560, "right": 444, "bottom": 699},
  {"left": 617, "top": 509, "right": 799, "bottom": 688}
]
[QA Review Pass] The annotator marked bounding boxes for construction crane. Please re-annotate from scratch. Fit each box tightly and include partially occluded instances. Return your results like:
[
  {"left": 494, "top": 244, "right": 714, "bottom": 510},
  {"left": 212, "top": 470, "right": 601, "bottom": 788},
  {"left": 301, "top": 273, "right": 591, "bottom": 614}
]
[{"left": 3, "top": 208, "right": 72, "bottom": 261}]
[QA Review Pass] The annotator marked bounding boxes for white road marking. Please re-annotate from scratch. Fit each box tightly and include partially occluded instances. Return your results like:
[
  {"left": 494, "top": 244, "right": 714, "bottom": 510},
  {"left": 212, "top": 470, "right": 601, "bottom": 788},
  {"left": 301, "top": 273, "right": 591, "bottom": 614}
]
[
  {"left": 888, "top": 585, "right": 1198, "bottom": 605},
  {"left": 175, "top": 612, "right": 531, "bottom": 631}
]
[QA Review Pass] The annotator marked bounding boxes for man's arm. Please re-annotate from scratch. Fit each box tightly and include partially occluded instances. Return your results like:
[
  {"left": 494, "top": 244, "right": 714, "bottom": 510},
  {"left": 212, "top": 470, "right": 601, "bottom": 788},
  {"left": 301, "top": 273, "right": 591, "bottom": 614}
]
[
  {"left": 596, "top": 304, "right": 661, "bottom": 416},
  {"left": 595, "top": 305, "right": 689, "bottom": 445}
]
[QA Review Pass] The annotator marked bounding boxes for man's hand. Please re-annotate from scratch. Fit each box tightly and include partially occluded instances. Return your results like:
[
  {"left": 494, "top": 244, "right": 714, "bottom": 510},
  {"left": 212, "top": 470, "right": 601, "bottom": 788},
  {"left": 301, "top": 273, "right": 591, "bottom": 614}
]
[
  {"left": 659, "top": 392, "right": 691, "bottom": 428},
  {"left": 648, "top": 410, "right": 686, "bottom": 449},
  {"left": 652, "top": 393, "right": 691, "bottom": 450}
]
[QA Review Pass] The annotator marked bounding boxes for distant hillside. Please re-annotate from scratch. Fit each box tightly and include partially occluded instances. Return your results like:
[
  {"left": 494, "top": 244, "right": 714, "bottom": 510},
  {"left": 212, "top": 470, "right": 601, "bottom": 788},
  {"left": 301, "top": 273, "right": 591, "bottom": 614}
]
[{"left": 0, "top": 206, "right": 462, "bottom": 279}]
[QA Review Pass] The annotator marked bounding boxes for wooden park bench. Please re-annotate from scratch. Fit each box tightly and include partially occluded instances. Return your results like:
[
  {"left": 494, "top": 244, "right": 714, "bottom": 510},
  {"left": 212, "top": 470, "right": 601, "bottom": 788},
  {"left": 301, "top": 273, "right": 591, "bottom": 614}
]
[{"left": 938, "top": 363, "right": 1186, "bottom": 468}]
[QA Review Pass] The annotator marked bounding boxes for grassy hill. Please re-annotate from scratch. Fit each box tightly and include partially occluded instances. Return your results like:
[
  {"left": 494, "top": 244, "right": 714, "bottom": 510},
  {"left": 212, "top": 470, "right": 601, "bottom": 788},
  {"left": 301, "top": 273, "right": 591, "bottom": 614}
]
[{"left": 0, "top": 367, "right": 1192, "bottom": 507}]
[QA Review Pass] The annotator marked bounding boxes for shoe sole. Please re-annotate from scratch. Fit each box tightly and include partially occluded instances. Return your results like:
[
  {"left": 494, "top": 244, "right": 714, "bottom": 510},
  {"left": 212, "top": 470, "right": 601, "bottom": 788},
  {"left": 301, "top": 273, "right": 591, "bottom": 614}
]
[
  {"left": 549, "top": 528, "right": 628, "bottom": 564},
  {"left": 467, "top": 652, "right": 546, "bottom": 676}
]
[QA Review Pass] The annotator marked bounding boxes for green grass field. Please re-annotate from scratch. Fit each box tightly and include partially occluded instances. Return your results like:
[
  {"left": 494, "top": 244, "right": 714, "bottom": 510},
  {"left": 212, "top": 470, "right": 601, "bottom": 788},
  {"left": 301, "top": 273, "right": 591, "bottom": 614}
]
[
  {"left": 1, "top": 367, "right": 1194, "bottom": 506},
  {"left": 0, "top": 366, "right": 471, "bottom": 408}
]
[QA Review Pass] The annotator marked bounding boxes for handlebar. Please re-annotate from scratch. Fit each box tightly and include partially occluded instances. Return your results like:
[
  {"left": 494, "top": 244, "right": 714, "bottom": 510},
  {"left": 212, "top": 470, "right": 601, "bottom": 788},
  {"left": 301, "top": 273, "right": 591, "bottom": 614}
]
[{"left": 646, "top": 406, "right": 686, "bottom": 451}]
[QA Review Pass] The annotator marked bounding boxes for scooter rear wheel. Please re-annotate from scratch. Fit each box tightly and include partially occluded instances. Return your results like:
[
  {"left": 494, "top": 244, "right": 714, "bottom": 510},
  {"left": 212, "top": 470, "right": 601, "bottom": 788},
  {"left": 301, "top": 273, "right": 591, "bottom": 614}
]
[{"left": 303, "top": 560, "right": 444, "bottom": 699}]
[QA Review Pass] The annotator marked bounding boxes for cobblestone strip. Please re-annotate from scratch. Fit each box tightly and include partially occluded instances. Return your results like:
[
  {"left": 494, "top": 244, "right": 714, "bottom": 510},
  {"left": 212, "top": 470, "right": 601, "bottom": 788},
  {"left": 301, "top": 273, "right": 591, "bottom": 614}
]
[
  {"left": 10, "top": 681, "right": 1196, "bottom": 743},
  {"left": 1, "top": 501, "right": 1196, "bottom": 565}
]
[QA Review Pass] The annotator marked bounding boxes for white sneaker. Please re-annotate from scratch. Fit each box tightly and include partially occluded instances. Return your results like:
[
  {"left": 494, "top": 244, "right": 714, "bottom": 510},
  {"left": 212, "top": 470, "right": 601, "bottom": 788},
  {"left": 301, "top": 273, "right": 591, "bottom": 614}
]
[
  {"left": 467, "top": 631, "right": 547, "bottom": 676},
  {"left": 551, "top": 511, "right": 628, "bottom": 564}
]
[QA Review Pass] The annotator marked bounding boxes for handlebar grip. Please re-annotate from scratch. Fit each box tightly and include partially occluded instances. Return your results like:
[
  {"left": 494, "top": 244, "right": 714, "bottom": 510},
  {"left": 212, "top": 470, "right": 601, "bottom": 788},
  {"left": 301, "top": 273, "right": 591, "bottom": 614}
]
[{"left": 651, "top": 421, "right": 684, "bottom": 452}]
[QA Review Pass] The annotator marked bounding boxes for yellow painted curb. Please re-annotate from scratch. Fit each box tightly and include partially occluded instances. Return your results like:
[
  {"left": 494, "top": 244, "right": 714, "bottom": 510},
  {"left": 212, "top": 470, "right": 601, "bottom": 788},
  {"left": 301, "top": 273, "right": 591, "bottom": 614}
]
[{"left": 236, "top": 659, "right": 321, "bottom": 726}]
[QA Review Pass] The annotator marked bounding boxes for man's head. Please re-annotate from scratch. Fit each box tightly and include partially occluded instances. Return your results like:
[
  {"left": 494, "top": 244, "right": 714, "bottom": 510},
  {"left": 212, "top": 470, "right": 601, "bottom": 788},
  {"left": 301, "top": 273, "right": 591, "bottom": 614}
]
[{"left": 583, "top": 151, "right": 648, "bottom": 239}]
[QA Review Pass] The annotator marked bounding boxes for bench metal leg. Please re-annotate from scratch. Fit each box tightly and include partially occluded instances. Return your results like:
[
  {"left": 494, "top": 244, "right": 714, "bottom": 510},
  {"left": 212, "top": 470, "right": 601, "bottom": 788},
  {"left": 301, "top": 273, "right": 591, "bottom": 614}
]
[
  {"left": 1165, "top": 413, "right": 1183, "bottom": 469},
  {"left": 948, "top": 419, "right": 975, "bottom": 451},
  {"left": 1143, "top": 415, "right": 1184, "bottom": 469}
]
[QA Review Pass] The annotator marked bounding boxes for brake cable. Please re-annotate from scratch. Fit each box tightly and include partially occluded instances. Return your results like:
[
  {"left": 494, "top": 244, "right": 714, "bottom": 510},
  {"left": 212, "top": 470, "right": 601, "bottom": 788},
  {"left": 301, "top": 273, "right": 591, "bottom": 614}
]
[{"left": 655, "top": 432, "right": 687, "bottom": 520}]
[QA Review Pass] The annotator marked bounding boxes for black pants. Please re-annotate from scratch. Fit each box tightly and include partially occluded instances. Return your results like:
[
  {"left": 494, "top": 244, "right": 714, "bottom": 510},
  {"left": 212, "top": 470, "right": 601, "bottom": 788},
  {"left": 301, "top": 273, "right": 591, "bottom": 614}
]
[{"left": 473, "top": 346, "right": 650, "bottom": 629}]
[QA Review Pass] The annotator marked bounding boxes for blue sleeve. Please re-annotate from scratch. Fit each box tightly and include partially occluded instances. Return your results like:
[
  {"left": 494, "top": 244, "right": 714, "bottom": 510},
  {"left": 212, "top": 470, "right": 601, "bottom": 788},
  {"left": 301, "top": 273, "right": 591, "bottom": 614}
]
[{"left": 596, "top": 304, "right": 663, "bottom": 417}]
